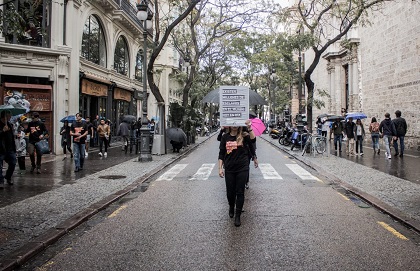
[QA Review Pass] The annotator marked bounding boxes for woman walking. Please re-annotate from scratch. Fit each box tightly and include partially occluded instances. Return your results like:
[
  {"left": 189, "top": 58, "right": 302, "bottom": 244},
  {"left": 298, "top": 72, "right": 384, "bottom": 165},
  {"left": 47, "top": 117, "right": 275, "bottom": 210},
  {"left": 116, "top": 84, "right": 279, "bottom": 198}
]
[
  {"left": 218, "top": 125, "right": 258, "bottom": 227},
  {"left": 60, "top": 120, "right": 73, "bottom": 159},
  {"left": 97, "top": 118, "right": 110, "bottom": 157},
  {"left": 15, "top": 126, "right": 27, "bottom": 174},
  {"left": 369, "top": 117, "right": 380, "bottom": 154},
  {"left": 355, "top": 119, "right": 365, "bottom": 155}
]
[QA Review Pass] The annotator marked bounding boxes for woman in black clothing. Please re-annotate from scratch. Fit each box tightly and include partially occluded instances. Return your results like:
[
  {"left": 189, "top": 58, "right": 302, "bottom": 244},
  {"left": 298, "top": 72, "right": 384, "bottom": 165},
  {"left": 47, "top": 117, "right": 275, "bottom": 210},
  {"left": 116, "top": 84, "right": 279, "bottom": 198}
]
[
  {"left": 218, "top": 126, "right": 258, "bottom": 227},
  {"left": 60, "top": 120, "right": 73, "bottom": 158}
]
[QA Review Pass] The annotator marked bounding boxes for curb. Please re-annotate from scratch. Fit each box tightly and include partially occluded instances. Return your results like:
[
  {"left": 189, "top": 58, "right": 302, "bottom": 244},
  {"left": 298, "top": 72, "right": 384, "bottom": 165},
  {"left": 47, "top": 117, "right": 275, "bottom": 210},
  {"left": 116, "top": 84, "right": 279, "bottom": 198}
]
[
  {"left": 0, "top": 135, "right": 213, "bottom": 271},
  {"left": 261, "top": 136, "right": 420, "bottom": 235}
]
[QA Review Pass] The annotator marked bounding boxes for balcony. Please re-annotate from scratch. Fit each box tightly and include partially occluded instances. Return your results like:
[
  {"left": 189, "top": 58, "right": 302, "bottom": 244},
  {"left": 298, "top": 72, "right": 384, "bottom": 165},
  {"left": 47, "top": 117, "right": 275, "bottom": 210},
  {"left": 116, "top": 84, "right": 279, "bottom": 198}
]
[{"left": 112, "top": 0, "right": 148, "bottom": 35}]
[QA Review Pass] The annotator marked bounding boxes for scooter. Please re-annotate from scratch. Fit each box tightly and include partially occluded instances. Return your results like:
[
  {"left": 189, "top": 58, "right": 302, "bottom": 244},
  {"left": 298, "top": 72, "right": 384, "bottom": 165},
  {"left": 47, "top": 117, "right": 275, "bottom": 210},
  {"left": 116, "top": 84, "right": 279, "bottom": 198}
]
[
  {"left": 269, "top": 127, "right": 281, "bottom": 139},
  {"left": 278, "top": 126, "right": 292, "bottom": 146},
  {"left": 290, "top": 129, "right": 309, "bottom": 151}
]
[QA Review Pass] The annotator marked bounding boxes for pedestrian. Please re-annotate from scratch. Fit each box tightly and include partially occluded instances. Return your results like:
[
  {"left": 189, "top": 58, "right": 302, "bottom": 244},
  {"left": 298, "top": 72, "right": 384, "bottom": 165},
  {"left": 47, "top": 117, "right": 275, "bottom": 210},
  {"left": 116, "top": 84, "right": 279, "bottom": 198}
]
[
  {"left": 344, "top": 117, "right": 356, "bottom": 156},
  {"left": 25, "top": 112, "right": 48, "bottom": 174},
  {"left": 106, "top": 119, "right": 112, "bottom": 147},
  {"left": 15, "top": 125, "right": 27, "bottom": 174},
  {"left": 316, "top": 117, "right": 322, "bottom": 135},
  {"left": 321, "top": 119, "right": 329, "bottom": 138},
  {"left": 117, "top": 121, "right": 129, "bottom": 151},
  {"left": 217, "top": 126, "right": 228, "bottom": 142},
  {"left": 0, "top": 110, "right": 17, "bottom": 188},
  {"left": 244, "top": 120, "right": 256, "bottom": 190},
  {"left": 85, "top": 117, "right": 94, "bottom": 157},
  {"left": 97, "top": 118, "right": 110, "bottom": 157},
  {"left": 369, "top": 117, "right": 380, "bottom": 154},
  {"left": 92, "top": 114, "right": 100, "bottom": 147},
  {"left": 355, "top": 119, "right": 365, "bottom": 156},
  {"left": 331, "top": 118, "right": 344, "bottom": 153},
  {"left": 379, "top": 112, "right": 397, "bottom": 159},
  {"left": 218, "top": 125, "right": 258, "bottom": 227},
  {"left": 70, "top": 113, "right": 88, "bottom": 172},
  {"left": 392, "top": 110, "right": 407, "bottom": 157},
  {"left": 60, "top": 120, "right": 73, "bottom": 159}
]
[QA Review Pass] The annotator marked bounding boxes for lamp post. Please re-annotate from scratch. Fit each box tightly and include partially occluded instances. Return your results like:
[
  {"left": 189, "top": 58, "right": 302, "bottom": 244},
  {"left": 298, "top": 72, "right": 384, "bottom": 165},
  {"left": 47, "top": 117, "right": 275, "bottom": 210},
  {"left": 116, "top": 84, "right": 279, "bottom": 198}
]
[
  {"left": 269, "top": 69, "right": 278, "bottom": 122},
  {"left": 137, "top": 0, "right": 153, "bottom": 162}
]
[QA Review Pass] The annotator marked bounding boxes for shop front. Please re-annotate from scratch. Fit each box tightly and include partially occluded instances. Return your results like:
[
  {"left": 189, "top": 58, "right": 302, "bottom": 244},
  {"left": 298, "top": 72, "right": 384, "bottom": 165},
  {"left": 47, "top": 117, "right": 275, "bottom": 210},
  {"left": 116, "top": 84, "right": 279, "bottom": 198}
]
[
  {"left": 80, "top": 76, "right": 109, "bottom": 119},
  {"left": 113, "top": 87, "right": 136, "bottom": 130},
  {"left": 0, "top": 82, "right": 53, "bottom": 149}
]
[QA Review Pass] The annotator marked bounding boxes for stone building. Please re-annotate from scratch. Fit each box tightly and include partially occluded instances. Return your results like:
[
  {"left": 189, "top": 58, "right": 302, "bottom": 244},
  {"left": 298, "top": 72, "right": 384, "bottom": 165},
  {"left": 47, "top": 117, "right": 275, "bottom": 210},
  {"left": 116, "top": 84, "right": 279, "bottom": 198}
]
[
  {"left": 0, "top": 0, "right": 182, "bottom": 154},
  {"left": 303, "top": 1, "right": 419, "bottom": 151}
]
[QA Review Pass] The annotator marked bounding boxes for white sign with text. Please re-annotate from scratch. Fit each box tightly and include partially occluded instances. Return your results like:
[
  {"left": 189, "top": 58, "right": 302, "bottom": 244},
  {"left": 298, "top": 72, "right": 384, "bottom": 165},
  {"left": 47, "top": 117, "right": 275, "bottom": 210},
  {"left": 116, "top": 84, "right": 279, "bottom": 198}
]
[{"left": 219, "top": 86, "right": 249, "bottom": 127}]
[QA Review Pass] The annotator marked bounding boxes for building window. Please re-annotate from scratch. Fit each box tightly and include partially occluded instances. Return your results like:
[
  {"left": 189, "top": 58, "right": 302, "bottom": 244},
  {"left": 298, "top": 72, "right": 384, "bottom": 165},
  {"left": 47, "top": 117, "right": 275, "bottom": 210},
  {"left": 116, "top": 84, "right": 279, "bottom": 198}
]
[
  {"left": 135, "top": 50, "right": 143, "bottom": 81},
  {"left": 114, "top": 36, "right": 129, "bottom": 76},
  {"left": 3, "top": 0, "right": 51, "bottom": 47},
  {"left": 81, "top": 15, "right": 107, "bottom": 67}
]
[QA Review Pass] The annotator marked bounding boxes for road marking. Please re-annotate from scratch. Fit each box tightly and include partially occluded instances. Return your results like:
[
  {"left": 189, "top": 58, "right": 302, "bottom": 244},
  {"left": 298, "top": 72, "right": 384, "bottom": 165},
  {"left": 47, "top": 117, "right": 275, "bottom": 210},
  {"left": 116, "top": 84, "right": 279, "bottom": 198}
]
[
  {"left": 378, "top": 221, "right": 408, "bottom": 240},
  {"left": 189, "top": 163, "right": 215, "bottom": 180},
  {"left": 285, "top": 164, "right": 317, "bottom": 180},
  {"left": 338, "top": 193, "right": 350, "bottom": 201},
  {"left": 108, "top": 205, "right": 128, "bottom": 218},
  {"left": 259, "top": 164, "right": 283, "bottom": 179},
  {"left": 156, "top": 164, "right": 188, "bottom": 181}
]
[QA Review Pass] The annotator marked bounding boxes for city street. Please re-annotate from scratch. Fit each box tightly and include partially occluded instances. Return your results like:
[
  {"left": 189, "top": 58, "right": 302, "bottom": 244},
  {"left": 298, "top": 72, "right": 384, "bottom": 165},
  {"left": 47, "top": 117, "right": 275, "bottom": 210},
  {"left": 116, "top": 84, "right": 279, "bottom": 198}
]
[{"left": 17, "top": 136, "right": 420, "bottom": 270}]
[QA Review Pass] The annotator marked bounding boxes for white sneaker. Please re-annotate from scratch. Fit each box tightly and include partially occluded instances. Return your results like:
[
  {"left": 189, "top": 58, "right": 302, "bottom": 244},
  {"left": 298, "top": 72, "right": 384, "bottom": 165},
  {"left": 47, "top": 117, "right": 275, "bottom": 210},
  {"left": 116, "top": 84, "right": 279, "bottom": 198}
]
[
  {"left": 98, "top": 152, "right": 103, "bottom": 157},
  {"left": 387, "top": 155, "right": 391, "bottom": 159},
  {"left": 85, "top": 152, "right": 88, "bottom": 158},
  {"left": 104, "top": 152, "right": 107, "bottom": 157}
]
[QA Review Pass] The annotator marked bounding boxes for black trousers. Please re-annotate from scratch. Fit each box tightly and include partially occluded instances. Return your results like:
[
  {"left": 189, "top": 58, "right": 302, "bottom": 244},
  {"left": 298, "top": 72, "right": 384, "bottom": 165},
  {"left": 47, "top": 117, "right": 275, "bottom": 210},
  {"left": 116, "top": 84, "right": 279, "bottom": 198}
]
[
  {"left": 225, "top": 170, "right": 248, "bottom": 211},
  {"left": 18, "top": 156, "right": 26, "bottom": 170}
]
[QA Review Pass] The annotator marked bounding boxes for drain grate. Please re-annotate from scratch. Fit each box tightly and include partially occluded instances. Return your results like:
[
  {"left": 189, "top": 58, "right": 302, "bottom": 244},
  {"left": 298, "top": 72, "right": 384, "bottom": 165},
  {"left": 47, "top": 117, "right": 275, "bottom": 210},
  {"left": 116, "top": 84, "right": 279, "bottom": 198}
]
[{"left": 99, "top": 175, "right": 127, "bottom": 180}]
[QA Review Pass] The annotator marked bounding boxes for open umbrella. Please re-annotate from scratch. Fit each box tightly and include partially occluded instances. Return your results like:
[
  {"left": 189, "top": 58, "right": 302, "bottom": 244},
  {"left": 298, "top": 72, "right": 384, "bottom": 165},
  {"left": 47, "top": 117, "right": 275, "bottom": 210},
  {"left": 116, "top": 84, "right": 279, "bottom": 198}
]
[
  {"left": 202, "top": 88, "right": 267, "bottom": 105},
  {"left": 60, "top": 115, "right": 85, "bottom": 123},
  {"left": 0, "top": 104, "right": 27, "bottom": 116},
  {"left": 167, "top": 127, "right": 187, "bottom": 145},
  {"left": 249, "top": 118, "right": 266, "bottom": 136},
  {"left": 122, "top": 115, "right": 137, "bottom": 123},
  {"left": 346, "top": 112, "right": 367, "bottom": 120},
  {"left": 326, "top": 115, "right": 344, "bottom": 122}
]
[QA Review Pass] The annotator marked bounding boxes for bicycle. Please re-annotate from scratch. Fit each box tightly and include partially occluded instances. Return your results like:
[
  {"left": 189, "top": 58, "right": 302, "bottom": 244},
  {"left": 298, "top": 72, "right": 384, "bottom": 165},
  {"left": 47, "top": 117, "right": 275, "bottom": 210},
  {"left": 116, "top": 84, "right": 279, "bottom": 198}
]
[{"left": 302, "top": 134, "right": 327, "bottom": 156}]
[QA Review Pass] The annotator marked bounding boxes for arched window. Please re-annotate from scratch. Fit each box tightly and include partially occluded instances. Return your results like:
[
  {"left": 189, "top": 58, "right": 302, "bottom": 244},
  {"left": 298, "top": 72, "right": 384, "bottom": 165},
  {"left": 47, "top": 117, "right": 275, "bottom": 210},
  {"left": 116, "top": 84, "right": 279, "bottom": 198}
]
[
  {"left": 135, "top": 50, "right": 143, "bottom": 81},
  {"left": 114, "top": 36, "right": 129, "bottom": 76},
  {"left": 81, "top": 15, "right": 107, "bottom": 67}
]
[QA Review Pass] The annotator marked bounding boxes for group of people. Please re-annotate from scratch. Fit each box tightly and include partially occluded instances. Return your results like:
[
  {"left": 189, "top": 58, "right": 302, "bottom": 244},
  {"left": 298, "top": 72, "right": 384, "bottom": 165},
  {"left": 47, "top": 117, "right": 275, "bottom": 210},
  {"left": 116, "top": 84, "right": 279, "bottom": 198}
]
[
  {"left": 217, "top": 120, "right": 258, "bottom": 227},
  {"left": 331, "top": 110, "right": 407, "bottom": 159},
  {"left": 0, "top": 111, "right": 48, "bottom": 189}
]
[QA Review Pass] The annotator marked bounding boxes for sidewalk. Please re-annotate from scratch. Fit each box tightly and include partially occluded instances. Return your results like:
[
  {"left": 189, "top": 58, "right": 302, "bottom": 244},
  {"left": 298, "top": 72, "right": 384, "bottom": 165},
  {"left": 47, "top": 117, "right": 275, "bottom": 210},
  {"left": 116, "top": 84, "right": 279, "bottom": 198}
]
[
  {"left": 261, "top": 134, "right": 420, "bottom": 234},
  {"left": 0, "top": 135, "right": 212, "bottom": 270}
]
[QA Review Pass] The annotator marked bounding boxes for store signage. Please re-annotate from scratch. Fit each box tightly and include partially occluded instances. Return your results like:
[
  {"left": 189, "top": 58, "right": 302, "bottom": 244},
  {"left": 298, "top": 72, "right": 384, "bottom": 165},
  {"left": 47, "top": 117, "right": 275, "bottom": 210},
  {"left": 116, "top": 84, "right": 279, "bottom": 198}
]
[
  {"left": 81, "top": 79, "right": 108, "bottom": 97},
  {"left": 114, "top": 87, "right": 132, "bottom": 102},
  {"left": 219, "top": 86, "right": 249, "bottom": 127}
]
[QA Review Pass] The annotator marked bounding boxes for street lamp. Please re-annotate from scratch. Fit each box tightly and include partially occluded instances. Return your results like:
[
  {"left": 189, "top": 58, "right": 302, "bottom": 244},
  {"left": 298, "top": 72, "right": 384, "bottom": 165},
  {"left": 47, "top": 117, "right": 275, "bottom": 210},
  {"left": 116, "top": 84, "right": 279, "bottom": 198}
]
[
  {"left": 137, "top": 0, "right": 153, "bottom": 162},
  {"left": 269, "top": 69, "right": 278, "bottom": 122}
]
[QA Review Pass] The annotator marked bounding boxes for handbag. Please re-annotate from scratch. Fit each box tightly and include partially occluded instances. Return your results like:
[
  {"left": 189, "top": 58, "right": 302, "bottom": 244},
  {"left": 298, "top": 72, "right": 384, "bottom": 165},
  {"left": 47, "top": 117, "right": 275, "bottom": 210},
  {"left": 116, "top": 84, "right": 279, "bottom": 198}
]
[{"left": 35, "top": 139, "right": 50, "bottom": 155}]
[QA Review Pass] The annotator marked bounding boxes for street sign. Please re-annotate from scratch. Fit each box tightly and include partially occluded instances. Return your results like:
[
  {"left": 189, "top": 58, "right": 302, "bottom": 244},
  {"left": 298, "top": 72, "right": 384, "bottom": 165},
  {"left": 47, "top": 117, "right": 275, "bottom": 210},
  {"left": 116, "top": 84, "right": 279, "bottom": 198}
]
[{"left": 219, "top": 86, "right": 249, "bottom": 127}]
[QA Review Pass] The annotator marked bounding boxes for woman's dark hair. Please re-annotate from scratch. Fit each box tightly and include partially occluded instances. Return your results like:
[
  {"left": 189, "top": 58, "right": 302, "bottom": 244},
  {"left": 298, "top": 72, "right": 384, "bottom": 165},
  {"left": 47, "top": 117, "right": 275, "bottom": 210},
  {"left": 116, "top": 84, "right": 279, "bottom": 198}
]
[{"left": 371, "top": 117, "right": 377, "bottom": 123}]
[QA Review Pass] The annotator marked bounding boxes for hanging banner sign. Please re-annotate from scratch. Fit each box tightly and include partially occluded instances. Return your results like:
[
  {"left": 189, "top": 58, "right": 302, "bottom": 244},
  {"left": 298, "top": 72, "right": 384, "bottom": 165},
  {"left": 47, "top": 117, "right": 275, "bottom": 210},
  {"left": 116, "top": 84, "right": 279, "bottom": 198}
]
[{"left": 219, "top": 86, "right": 249, "bottom": 126}]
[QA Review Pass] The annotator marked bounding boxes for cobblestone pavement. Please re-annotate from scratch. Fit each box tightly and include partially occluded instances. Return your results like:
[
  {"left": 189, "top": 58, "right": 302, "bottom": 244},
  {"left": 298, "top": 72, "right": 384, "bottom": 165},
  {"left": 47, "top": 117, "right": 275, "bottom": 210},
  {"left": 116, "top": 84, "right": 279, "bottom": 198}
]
[{"left": 262, "top": 134, "right": 420, "bottom": 233}]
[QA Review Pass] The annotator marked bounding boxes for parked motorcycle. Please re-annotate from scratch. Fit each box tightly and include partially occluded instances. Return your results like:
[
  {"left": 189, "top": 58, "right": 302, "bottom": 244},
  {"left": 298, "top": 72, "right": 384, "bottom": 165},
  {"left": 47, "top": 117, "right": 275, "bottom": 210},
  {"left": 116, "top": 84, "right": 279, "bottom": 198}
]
[
  {"left": 278, "top": 126, "right": 293, "bottom": 146},
  {"left": 290, "top": 129, "right": 309, "bottom": 151},
  {"left": 269, "top": 127, "right": 281, "bottom": 139}
]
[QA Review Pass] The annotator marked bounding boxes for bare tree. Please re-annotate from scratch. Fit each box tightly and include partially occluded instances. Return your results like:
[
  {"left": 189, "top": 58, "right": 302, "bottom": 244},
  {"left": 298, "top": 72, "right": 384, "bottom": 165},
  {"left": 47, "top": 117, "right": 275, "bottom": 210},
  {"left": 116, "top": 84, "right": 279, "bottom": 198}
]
[{"left": 285, "top": 0, "right": 393, "bottom": 129}]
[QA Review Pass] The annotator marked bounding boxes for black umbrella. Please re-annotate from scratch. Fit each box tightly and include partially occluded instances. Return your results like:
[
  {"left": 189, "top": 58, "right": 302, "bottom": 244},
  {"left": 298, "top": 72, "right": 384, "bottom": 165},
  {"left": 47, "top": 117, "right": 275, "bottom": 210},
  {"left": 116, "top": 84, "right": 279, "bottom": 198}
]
[
  {"left": 122, "top": 115, "right": 137, "bottom": 123},
  {"left": 202, "top": 88, "right": 267, "bottom": 105},
  {"left": 326, "top": 115, "right": 345, "bottom": 121},
  {"left": 167, "top": 127, "right": 187, "bottom": 145}
]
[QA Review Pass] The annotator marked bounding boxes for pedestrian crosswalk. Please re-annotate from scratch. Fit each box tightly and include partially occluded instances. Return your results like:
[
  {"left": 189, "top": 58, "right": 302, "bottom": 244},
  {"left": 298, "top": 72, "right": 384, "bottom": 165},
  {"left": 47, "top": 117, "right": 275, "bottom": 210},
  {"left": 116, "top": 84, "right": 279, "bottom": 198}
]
[{"left": 156, "top": 162, "right": 319, "bottom": 182}]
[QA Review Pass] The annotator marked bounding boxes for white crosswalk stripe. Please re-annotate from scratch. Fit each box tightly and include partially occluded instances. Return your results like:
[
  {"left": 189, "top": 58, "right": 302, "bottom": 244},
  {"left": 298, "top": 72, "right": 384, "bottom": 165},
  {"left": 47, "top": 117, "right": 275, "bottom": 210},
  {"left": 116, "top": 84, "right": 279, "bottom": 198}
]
[
  {"left": 285, "top": 164, "right": 318, "bottom": 180},
  {"left": 189, "top": 163, "right": 215, "bottom": 180},
  {"left": 259, "top": 164, "right": 283, "bottom": 179},
  {"left": 156, "top": 164, "right": 188, "bottom": 181}
]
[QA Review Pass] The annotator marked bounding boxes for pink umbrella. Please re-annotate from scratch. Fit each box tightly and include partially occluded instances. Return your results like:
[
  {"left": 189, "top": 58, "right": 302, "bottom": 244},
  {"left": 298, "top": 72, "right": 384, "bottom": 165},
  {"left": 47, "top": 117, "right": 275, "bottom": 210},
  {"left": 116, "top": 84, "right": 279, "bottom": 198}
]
[{"left": 249, "top": 118, "right": 266, "bottom": 136}]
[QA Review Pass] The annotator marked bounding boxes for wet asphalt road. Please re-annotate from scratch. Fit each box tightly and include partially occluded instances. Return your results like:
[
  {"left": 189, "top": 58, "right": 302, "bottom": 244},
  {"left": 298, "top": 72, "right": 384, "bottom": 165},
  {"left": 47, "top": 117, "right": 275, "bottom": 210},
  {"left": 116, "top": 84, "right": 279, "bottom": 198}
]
[
  {"left": 22, "top": 137, "right": 420, "bottom": 270},
  {"left": 0, "top": 144, "right": 137, "bottom": 208}
]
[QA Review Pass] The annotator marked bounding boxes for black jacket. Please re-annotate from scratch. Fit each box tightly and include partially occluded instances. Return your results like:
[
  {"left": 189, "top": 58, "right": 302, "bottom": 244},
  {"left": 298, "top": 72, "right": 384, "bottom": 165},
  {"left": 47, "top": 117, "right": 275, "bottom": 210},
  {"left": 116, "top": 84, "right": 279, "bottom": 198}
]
[
  {"left": 379, "top": 118, "right": 396, "bottom": 136},
  {"left": 26, "top": 120, "right": 48, "bottom": 144},
  {"left": 0, "top": 120, "right": 16, "bottom": 154},
  {"left": 392, "top": 117, "right": 407, "bottom": 136}
]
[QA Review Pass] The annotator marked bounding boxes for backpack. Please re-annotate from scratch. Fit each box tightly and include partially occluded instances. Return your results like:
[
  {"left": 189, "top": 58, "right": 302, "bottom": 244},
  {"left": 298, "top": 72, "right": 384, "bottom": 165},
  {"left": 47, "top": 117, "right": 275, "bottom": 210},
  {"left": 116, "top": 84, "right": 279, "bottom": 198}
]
[{"left": 371, "top": 122, "right": 379, "bottom": 133}]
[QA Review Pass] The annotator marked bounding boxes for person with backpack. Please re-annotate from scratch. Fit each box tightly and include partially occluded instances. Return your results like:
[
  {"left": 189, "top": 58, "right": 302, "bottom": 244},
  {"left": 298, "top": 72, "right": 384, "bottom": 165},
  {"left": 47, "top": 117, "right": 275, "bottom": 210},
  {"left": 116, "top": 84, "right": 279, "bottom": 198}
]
[
  {"left": 392, "top": 110, "right": 407, "bottom": 157},
  {"left": 369, "top": 117, "right": 381, "bottom": 154},
  {"left": 379, "top": 113, "right": 397, "bottom": 159}
]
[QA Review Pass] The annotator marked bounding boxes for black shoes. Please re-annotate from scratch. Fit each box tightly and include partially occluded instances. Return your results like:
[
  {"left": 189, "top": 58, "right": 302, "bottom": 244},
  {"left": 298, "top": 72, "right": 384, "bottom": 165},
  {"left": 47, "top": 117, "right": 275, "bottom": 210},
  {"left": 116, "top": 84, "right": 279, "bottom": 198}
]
[
  {"left": 399, "top": 153, "right": 404, "bottom": 157},
  {"left": 30, "top": 166, "right": 35, "bottom": 173},
  {"left": 394, "top": 153, "right": 399, "bottom": 157},
  {"left": 245, "top": 183, "right": 249, "bottom": 189},
  {"left": 234, "top": 215, "right": 241, "bottom": 227},
  {"left": 229, "top": 206, "right": 234, "bottom": 218},
  {"left": 74, "top": 167, "right": 79, "bottom": 172},
  {"left": 6, "top": 179, "right": 13, "bottom": 185}
]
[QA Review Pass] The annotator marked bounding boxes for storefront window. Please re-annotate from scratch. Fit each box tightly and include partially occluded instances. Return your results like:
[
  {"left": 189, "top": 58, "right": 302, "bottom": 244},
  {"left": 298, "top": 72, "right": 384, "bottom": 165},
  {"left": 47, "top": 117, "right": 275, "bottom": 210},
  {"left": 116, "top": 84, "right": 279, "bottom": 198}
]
[
  {"left": 81, "top": 15, "right": 107, "bottom": 67},
  {"left": 114, "top": 36, "right": 129, "bottom": 76},
  {"left": 3, "top": 0, "right": 51, "bottom": 47},
  {"left": 135, "top": 50, "right": 143, "bottom": 81}
]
